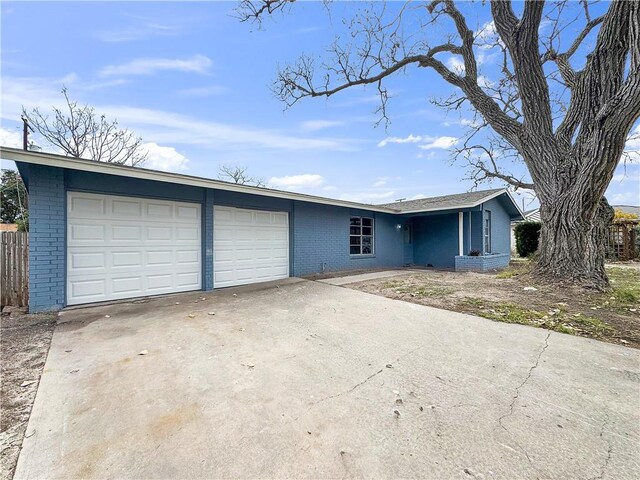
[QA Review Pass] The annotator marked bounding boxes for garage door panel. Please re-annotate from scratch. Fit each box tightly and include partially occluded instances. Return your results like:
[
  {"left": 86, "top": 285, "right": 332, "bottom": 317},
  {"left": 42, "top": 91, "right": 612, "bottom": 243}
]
[
  {"left": 112, "top": 251, "right": 143, "bottom": 268},
  {"left": 112, "top": 199, "right": 142, "bottom": 217},
  {"left": 176, "top": 250, "right": 199, "bottom": 265},
  {"left": 177, "top": 205, "right": 199, "bottom": 220},
  {"left": 112, "top": 225, "right": 142, "bottom": 241},
  {"left": 147, "top": 226, "right": 172, "bottom": 241},
  {"left": 67, "top": 192, "right": 201, "bottom": 305},
  {"left": 69, "top": 252, "right": 106, "bottom": 270},
  {"left": 176, "top": 272, "right": 201, "bottom": 287},
  {"left": 70, "top": 224, "right": 106, "bottom": 242},
  {"left": 146, "top": 250, "right": 173, "bottom": 266},
  {"left": 147, "top": 203, "right": 172, "bottom": 217},
  {"left": 147, "top": 274, "right": 173, "bottom": 291},
  {"left": 176, "top": 227, "right": 199, "bottom": 241},
  {"left": 213, "top": 206, "right": 289, "bottom": 288},
  {"left": 112, "top": 277, "right": 143, "bottom": 295},
  {"left": 70, "top": 196, "right": 106, "bottom": 216},
  {"left": 69, "top": 278, "right": 107, "bottom": 300}
]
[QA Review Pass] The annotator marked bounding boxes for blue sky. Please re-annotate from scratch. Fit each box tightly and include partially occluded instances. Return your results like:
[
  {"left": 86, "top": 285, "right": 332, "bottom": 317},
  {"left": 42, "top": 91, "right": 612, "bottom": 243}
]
[{"left": 1, "top": 1, "right": 638, "bottom": 207}]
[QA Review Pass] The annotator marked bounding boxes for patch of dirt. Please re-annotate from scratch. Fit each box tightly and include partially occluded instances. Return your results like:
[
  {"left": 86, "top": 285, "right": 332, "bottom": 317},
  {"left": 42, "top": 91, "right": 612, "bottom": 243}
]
[
  {"left": 348, "top": 265, "right": 640, "bottom": 348},
  {"left": 1, "top": 310, "right": 57, "bottom": 480}
]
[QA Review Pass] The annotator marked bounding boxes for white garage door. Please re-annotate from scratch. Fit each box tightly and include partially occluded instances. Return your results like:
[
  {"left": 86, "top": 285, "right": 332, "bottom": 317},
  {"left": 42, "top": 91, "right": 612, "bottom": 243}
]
[
  {"left": 67, "top": 192, "right": 201, "bottom": 305},
  {"left": 214, "top": 206, "right": 289, "bottom": 288}
]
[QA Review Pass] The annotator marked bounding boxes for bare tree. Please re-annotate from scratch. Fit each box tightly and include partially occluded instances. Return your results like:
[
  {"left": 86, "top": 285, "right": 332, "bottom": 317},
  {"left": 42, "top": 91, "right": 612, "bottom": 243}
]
[
  {"left": 237, "top": 0, "right": 640, "bottom": 290},
  {"left": 218, "top": 165, "right": 266, "bottom": 187},
  {"left": 23, "top": 88, "right": 147, "bottom": 166}
]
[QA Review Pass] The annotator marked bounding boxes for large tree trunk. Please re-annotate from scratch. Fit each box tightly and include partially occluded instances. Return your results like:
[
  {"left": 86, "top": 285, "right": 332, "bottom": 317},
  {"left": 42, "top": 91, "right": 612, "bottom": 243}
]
[{"left": 533, "top": 195, "right": 614, "bottom": 290}]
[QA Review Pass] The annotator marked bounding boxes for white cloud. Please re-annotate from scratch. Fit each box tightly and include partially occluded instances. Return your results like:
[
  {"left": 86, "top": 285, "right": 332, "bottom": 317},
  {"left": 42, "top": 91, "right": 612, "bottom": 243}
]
[
  {"left": 372, "top": 180, "right": 386, "bottom": 187},
  {"left": 301, "top": 120, "right": 344, "bottom": 132},
  {"left": 178, "top": 85, "right": 226, "bottom": 97},
  {"left": 419, "top": 136, "right": 458, "bottom": 150},
  {"left": 1, "top": 76, "right": 354, "bottom": 153},
  {"left": 0, "top": 127, "right": 23, "bottom": 148},
  {"left": 609, "top": 191, "right": 640, "bottom": 205},
  {"left": 295, "top": 26, "right": 324, "bottom": 35},
  {"left": 141, "top": 142, "right": 188, "bottom": 172},
  {"left": 322, "top": 185, "right": 337, "bottom": 191},
  {"left": 269, "top": 174, "right": 325, "bottom": 190},
  {"left": 377, "top": 134, "right": 423, "bottom": 147},
  {"left": 100, "top": 55, "right": 212, "bottom": 77},
  {"left": 378, "top": 134, "right": 457, "bottom": 150},
  {"left": 96, "top": 22, "right": 181, "bottom": 43},
  {"left": 624, "top": 124, "right": 640, "bottom": 163},
  {"left": 446, "top": 57, "right": 465, "bottom": 75},
  {"left": 410, "top": 193, "right": 426, "bottom": 200},
  {"left": 339, "top": 191, "right": 395, "bottom": 203},
  {"left": 475, "top": 21, "right": 503, "bottom": 49}
]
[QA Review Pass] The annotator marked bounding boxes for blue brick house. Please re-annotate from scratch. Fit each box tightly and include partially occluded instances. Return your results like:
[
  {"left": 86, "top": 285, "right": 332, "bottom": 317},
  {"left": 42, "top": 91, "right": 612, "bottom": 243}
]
[{"left": 1, "top": 147, "right": 523, "bottom": 312}]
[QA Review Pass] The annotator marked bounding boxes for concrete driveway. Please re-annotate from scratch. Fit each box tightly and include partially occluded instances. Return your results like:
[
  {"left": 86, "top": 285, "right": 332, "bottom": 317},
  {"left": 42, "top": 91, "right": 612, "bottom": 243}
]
[{"left": 15, "top": 278, "right": 640, "bottom": 479}]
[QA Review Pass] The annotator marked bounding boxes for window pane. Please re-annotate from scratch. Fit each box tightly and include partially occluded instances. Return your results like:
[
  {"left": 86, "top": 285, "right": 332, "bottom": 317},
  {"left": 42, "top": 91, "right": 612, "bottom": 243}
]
[
  {"left": 362, "top": 218, "right": 372, "bottom": 227},
  {"left": 362, "top": 226, "right": 372, "bottom": 235},
  {"left": 350, "top": 245, "right": 361, "bottom": 255},
  {"left": 350, "top": 226, "right": 361, "bottom": 235},
  {"left": 362, "top": 236, "right": 372, "bottom": 246},
  {"left": 362, "top": 245, "right": 372, "bottom": 254},
  {"left": 350, "top": 236, "right": 361, "bottom": 246},
  {"left": 350, "top": 217, "right": 361, "bottom": 226}
]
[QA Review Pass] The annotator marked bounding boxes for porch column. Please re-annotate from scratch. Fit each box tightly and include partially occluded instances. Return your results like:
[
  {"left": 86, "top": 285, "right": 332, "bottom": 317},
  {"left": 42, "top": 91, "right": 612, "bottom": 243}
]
[{"left": 458, "top": 211, "right": 464, "bottom": 256}]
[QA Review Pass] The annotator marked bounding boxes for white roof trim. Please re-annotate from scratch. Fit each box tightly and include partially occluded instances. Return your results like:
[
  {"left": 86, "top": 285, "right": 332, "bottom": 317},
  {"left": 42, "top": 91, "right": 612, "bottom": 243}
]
[
  {"left": 398, "top": 188, "right": 525, "bottom": 219},
  {"left": 1, "top": 147, "right": 526, "bottom": 218},
  {"left": 1, "top": 147, "right": 398, "bottom": 214}
]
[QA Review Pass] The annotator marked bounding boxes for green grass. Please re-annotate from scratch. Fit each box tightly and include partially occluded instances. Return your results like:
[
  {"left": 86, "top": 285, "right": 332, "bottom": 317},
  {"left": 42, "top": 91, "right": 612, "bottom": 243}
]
[
  {"left": 495, "top": 269, "right": 520, "bottom": 279},
  {"left": 495, "top": 260, "right": 532, "bottom": 279},
  {"left": 381, "top": 280, "right": 453, "bottom": 298},
  {"left": 604, "top": 267, "right": 640, "bottom": 311},
  {"left": 462, "top": 299, "right": 614, "bottom": 337}
]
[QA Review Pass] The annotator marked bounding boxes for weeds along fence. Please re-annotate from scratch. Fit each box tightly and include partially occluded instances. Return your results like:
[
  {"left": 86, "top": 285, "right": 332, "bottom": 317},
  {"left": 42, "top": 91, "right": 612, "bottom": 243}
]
[{"left": 1, "top": 231, "right": 29, "bottom": 308}]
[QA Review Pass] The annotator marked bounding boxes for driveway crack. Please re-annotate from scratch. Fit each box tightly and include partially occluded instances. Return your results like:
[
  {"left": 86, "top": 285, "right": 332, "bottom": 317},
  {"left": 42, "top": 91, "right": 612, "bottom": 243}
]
[
  {"left": 499, "top": 331, "right": 551, "bottom": 427},
  {"left": 312, "top": 345, "right": 424, "bottom": 406},
  {"left": 588, "top": 413, "right": 613, "bottom": 480},
  {"left": 497, "top": 331, "right": 551, "bottom": 477}
]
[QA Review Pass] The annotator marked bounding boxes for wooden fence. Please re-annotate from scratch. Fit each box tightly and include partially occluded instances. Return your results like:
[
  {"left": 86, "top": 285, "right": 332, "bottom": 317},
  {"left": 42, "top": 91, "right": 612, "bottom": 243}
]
[
  {"left": 606, "top": 221, "right": 639, "bottom": 261},
  {"left": 1, "top": 231, "right": 29, "bottom": 308}
]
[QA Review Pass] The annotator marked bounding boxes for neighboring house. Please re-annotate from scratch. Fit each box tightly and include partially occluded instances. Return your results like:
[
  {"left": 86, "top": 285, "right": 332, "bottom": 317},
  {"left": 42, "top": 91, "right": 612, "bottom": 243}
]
[
  {"left": 612, "top": 205, "right": 640, "bottom": 217},
  {"left": 1, "top": 147, "right": 523, "bottom": 312},
  {"left": 510, "top": 208, "right": 540, "bottom": 252}
]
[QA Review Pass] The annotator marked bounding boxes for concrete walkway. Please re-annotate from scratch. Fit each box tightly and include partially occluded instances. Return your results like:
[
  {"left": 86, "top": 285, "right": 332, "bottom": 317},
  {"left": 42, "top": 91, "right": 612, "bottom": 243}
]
[
  {"left": 15, "top": 279, "right": 640, "bottom": 479},
  {"left": 317, "top": 269, "right": 421, "bottom": 286}
]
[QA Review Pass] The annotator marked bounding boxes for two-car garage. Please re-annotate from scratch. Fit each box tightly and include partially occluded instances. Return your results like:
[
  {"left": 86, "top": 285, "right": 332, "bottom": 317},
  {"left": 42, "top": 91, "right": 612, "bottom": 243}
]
[{"left": 66, "top": 192, "right": 290, "bottom": 305}]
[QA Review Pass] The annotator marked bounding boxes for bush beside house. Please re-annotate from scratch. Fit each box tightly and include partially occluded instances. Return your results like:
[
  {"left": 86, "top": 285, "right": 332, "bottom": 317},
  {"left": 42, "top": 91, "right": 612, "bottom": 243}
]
[{"left": 514, "top": 221, "right": 541, "bottom": 257}]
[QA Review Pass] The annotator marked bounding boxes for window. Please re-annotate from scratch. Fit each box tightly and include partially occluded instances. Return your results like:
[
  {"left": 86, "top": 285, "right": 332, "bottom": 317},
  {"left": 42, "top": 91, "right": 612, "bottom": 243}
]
[
  {"left": 350, "top": 216, "right": 374, "bottom": 255},
  {"left": 484, "top": 210, "right": 492, "bottom": 253}
]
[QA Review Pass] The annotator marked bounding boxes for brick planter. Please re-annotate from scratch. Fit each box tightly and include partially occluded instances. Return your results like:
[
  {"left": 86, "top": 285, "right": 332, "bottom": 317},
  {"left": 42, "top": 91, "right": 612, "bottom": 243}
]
[{"left": 455, "top": 253, "right": 510, "bottom": 272}]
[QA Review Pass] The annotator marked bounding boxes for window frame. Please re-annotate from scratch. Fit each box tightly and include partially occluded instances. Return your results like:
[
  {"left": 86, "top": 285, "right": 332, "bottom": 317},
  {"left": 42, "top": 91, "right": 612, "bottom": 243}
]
[
  {"left": 484, "top": 210, "right": 492, "bottom": 253},
  {"left": 349, "top": 216, "right": 375, "bottom": 256}
]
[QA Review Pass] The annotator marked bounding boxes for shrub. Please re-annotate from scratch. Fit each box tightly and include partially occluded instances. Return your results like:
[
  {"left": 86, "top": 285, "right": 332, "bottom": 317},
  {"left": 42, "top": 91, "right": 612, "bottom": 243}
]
[{"left": 514, "top": 221, "right": 541, "bottom": 257}]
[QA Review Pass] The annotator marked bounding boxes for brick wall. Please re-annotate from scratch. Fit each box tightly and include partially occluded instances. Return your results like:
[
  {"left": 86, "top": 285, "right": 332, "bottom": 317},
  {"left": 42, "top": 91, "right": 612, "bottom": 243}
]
[
  {"left": 203, "top": 189, "right": 214, "bottom": 290},
  {"left": 454, "top": 253, "right": 510, "bottom": 272},
  {"left": 292, "top": 201, "right": 404, "bottom": 276},
  {"left": 27, "top": 165, "right": 66, "bottom": 311}
]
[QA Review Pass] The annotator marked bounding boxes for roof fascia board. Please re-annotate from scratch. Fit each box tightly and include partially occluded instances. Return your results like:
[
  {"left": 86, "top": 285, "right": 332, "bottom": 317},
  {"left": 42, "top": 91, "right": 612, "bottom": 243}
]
[{"left": 1, "top": 147, "right": 397, "bottom": 214}]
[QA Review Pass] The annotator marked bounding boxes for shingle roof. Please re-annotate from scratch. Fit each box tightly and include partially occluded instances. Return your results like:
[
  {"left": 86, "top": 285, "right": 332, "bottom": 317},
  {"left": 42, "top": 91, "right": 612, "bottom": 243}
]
[{"left": 380, "top": 188, "right": 506, "bottom": 213}]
